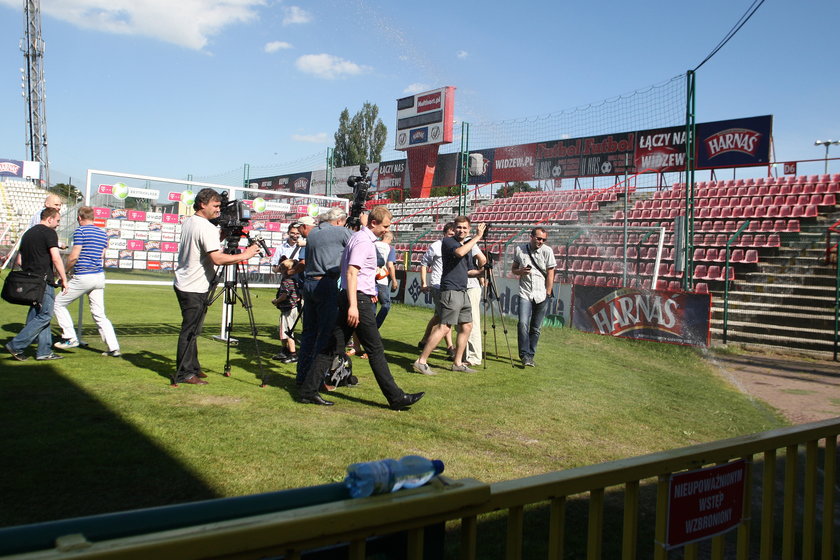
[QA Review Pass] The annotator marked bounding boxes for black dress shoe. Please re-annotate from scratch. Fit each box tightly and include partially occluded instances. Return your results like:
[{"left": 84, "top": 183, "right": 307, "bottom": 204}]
[
  {"left": 389, "top": 392, "right": 425, "bottom": 410},
  {"left": 300, "top": 394, "right": 334, "bottom": 406}
]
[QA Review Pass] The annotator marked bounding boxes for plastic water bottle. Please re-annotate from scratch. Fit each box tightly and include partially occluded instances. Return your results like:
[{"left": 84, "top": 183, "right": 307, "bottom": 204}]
[{"left": 344, "top": 455, "right": 445, "bottom": 499}]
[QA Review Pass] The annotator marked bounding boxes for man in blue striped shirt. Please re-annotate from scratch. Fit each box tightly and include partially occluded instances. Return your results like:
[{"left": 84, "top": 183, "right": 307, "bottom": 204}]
[{"left": 53, "top": 206, "right": 121, "bottom": 357}]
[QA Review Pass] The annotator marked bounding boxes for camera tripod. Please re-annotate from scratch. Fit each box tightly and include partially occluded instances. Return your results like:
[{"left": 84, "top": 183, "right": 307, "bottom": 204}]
[
  {"left": 172, "top": 236, "right": 269, "bottom": 387},
  {"left": 480, "top": 238, "right": 515, "bottom": 368}
]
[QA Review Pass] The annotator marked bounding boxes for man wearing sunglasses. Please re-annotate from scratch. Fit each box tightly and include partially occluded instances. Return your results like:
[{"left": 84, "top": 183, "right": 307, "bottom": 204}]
[{"left": 511, "top": 227, "right": 556, "bottom": 367}]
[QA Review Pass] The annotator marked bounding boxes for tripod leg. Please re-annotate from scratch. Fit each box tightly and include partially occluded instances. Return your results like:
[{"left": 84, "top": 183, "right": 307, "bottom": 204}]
[
  {"left": 486, "top": 270, "right": 515, "bottom": 367},
  {"left": 231, "top": 263, "right": 270, "bottom": 387}
]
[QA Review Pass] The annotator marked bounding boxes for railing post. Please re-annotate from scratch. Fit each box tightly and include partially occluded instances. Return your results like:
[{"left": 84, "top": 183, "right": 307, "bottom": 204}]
[
  {"left": 653, "top": 474, "right": 670, "bottom": 560},
  {"left": 587, "top": 488, "right": 604, "bottom": 560},
  {"left": 622, "top": 481, "right": 638, "bottom": 560},
  {"left": 782, "top": 444, "right": 798, "bottom": 560},
  {"left": 761, "top": 449, "right": 777, "bottom": 560},
  {"left": 548, "top": 497, "right": 566, "bottom": 560},
  {"left": 821, "top": 436, "right": 836, "bottom": 559}
]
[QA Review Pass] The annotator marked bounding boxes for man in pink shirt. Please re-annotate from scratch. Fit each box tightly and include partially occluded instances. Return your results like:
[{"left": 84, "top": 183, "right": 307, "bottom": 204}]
[{"left": 298, "top": 206, "right": 424, "bottom": 410}]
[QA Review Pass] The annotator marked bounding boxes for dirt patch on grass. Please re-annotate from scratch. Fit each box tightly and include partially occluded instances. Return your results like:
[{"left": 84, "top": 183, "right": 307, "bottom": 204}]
[{"left": 710, "top": 345, "right": 840, "bottom": 425}]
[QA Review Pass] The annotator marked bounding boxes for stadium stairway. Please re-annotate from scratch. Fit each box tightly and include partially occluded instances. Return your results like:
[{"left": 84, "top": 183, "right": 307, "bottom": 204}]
[{"left": 709, "top": 209, "right": 840, "bottom": 354}]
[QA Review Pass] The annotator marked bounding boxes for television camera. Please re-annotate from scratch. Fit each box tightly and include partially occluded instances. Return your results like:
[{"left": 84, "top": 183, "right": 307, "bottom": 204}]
[
  {"left": 210, "top": 190, "right": 269, "bottom": 255},
  {"left": 346, "top": 163, "right": 371, "bottom": 230}
]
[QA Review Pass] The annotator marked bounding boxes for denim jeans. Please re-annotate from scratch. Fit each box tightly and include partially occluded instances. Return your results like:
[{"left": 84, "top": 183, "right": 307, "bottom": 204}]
[
  {"left": 296, "top": 276, "right": 339, "bottom": 384},
  {"left": 8, "top": 287, "right": 56, "bottom": 358},
  {"left": 517, "top": 296, "right": 550, "bottom": 360},
  {"left": 375, "top": 282, "right": 392, "bottom": 327},
  {"left": 300, "top": 291, "right": 404, "bottom": 404}
]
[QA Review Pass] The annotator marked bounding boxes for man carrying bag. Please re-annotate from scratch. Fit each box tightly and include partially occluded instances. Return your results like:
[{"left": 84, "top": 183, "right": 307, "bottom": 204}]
[{"left": 4, "top": 207, "right": 69, "bottom": 361}]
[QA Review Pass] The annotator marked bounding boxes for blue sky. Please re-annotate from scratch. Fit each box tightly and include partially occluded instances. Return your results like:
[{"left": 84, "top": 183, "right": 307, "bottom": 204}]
[{"left": 0, "top": 0, "right": 837, "bottom": 186}]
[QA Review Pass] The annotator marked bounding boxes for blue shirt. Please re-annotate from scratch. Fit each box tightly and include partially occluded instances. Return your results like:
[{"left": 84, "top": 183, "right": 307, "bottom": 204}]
[{"left": 72, "top": 224, "right": 108, "bottom": 275}]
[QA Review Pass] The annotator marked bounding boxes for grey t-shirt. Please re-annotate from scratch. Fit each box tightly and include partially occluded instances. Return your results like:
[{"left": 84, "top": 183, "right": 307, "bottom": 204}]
[
  {"left": 303, "top": 222, "right": 351, "bottom": 278},
  {"left": 513, "top": 243, "right": 556, "bottom": 303},
  {"left": 174, "top": 215, "right": 222, "bottom": 293}
]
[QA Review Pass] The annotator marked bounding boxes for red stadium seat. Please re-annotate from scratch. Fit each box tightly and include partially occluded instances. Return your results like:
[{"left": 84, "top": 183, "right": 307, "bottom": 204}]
[
  {"left": 730, "top": 249, "right": 745, "bottom": 263},
  {"left": 786, "top": 220, "right": 800, "bottom": 232},
  {"left": 744, "top": 249, "right": 759, "bottom": 263},
  {"left": 767, "top": 234, "right": 781, "bottom": 247},
  {"left": 694, "top": 282, "right": 710, "bottom": 294},
  {"left": 693, "top": 265, "right": 708, "bottom": 280}
]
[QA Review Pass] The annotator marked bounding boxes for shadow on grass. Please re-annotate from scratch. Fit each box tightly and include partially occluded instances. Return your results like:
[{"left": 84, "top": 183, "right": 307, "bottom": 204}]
[{"left": 0, "top": 362, "right": 218, "bottom": 527}]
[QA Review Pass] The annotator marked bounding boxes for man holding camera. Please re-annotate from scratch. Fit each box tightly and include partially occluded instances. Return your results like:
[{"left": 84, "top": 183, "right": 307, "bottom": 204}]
[
  {"left": 299, "top": 206, "right": 424, "bottom": 410},
  {"left": 511, "top": 227, "right": 556, "bottom": 367},
  {"left": 173, "top": 188, "right": 260, "bottom": 385},
  {"left": 414, "top": 216, "right": 486, "bottom": 375}
]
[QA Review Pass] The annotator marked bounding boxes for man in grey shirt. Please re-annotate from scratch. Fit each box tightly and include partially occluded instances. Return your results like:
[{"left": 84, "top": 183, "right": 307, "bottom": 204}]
[
  {"left": 511, "top": 227, "right": 556, "bottom": 367},
  {"left": 296, "top": 208, "right": 352, "bottom": 384}
]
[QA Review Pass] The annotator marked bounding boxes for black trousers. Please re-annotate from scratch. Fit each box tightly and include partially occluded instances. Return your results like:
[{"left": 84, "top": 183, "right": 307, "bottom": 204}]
[
  {"left": 174, "top": 287, "right": 209, "bottom": 381},
  {"left": 300, "top": 291, "right": 404, "bottom": 405}
]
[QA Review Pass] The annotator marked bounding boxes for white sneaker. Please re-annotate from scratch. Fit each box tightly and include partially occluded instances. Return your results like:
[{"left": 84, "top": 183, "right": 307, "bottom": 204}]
[
  {"left": 102, "top": 350, "right": 122, "bottom": 357},
  {"left": 54, "top": 339, "right": 79, "bottom": 350}
]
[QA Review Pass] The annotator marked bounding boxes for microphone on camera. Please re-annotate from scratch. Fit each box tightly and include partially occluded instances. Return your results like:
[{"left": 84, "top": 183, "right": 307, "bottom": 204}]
[{"left": 251, "top": 233, "right": 271, "bottom": 257}]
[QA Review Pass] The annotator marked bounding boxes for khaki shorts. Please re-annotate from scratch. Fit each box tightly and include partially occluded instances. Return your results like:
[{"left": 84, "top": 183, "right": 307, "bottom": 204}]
[
  {"left": 279, "top": 306, "right": 299, "bottom": 339},
  {"left": 439, "top": 290, "right": 472, "bottom": 325}
]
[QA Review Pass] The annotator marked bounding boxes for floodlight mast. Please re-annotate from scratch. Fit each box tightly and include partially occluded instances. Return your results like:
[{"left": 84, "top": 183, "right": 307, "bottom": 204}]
[
  {"left": 22, "top": 0, "right": 49, "bottom": 187},
  {"left": 815, "top": 140, "right": 840, "bottom": 175}
]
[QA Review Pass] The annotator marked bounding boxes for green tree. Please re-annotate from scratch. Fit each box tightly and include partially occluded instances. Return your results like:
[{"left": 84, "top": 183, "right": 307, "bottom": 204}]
[
  {"left": 333, "top": 102, "right": 387, "bottom": 167},
  {"left": 494, "top": 181, "right": 542, "bottom": 198},
  {"left": 49, "top": 183, "right": 82, "bottom": 202}
]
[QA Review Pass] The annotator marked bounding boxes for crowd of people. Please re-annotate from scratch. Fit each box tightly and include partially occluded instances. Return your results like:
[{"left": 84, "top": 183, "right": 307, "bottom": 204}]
[{"left": 4, "top": 188, "right": 557, "bottom": 411}]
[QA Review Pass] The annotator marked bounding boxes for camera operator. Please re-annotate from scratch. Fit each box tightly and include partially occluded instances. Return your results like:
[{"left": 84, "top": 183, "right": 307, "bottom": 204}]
[
  {"left": 295, "top": 207, "right": 351, "bottom": 385},
  {"left": 173, "top": 188, "right": 260, "bottom": 385}
]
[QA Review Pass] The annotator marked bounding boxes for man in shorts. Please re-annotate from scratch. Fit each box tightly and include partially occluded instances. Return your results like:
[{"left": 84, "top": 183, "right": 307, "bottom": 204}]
[{"left": 413, "top": 216, "right": 486, "bottom": 375}]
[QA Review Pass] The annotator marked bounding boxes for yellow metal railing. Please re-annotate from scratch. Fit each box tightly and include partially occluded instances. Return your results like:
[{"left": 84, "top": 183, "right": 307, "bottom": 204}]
[{"left": 7, "top": 418, "right": 839, "bottom": 560}]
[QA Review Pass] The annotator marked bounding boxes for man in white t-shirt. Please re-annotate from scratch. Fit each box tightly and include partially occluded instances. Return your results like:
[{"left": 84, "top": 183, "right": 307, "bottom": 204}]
[
  {"left": 374, "top": 230, "right": 398, "bottom": 327},
  {"left": 173, "top": 188, "right": 260, "bottom": 385}
]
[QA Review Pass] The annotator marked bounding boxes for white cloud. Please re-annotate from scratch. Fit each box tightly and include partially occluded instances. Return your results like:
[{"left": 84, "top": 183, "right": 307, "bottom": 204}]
[
  {"left": 21, "top": 0, "right": 266, "bottom": 50},
  {"left": 283, "top": 5, "right": 311, "bottom": 25},
  {"left": 403, "top": 83, "right": 430, "bottom": 94},
  {"left": 292, "top": 132, "right": 328, "bottom": 143},
  {"left": 456, "top": 50, "right": 469, "bottom": 59},
  {"left": 265, "top": 40, "right": 292, "bottom": 53},
  {"left": 295, "top": 54, "right": 370, "bottom": 79}
]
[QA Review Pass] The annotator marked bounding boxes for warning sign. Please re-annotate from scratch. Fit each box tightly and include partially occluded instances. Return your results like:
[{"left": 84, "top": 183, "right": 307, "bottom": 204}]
[{"left": 666, "top": 460, "right": 747, "bottom": 549}]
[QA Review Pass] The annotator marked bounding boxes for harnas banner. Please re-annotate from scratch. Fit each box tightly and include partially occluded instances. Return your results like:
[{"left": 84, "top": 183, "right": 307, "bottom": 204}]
[{"left": 572, "top": 286, "right": 711, "bottom": 347}]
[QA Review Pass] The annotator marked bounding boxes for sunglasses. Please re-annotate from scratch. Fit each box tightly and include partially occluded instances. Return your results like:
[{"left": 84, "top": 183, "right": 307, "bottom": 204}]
[{"left": 532, "top": 236, "right": 547, "bottom": 242}]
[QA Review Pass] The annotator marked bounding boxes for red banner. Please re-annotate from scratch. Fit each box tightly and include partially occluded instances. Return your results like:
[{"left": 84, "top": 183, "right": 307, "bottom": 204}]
[{"left": 666, "top": 460, "right": 747, "bottom": 549}]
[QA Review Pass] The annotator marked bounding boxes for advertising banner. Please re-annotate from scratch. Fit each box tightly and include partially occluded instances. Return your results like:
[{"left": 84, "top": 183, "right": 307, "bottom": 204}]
[
  {"left": 666, "top": 460, "right": 747, "bottom": 549},
  {"left": 462, "top": 148, "right": 495, "bottom": 185},
  {"left": 492, "top": 143, "right": 537, "bottom": 183},
  {"left": 371, "top": 159, "right": 406, "bottom": 193},
  {"left": 634, "top": 126, "right": 687, "bottom": 173},
  {"left": 535, "top": 132, "right": 636, "bottom": 181},
  {"left": 572, "top": 285, "right": 711, "bottom": 347},
  {"left": 249, "top": 171, "right": 313, "bottom": 195},
  {"left": 0, "top": 159, "right": 24, "bottom": 177},
  {"left": 695, "top": 115, "right": 772, "bottom": 169}
]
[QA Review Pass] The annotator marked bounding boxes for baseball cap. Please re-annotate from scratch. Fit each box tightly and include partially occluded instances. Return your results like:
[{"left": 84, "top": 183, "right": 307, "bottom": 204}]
[{"left": 296, "top": 216, "right": 316, "bottom": 226}]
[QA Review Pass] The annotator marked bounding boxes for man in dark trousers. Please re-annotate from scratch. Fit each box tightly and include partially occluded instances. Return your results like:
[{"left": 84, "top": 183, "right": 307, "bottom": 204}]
[
  {"left": 295, "top": 208, "right": 351, "bottom": 385},
  {"left": 5, "top": 207, "right": 69, "bottom": 361},
  {"left": 298, "top": 206, "right": 424, "bottom": 410},
  {"left": 173, "top": 188, "right": 260, "bottom": 385}
]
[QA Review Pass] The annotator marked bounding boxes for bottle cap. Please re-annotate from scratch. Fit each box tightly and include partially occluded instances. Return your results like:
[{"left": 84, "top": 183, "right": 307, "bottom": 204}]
[{"left": 432, "top": 459, "right": 444, "bottom": 474}]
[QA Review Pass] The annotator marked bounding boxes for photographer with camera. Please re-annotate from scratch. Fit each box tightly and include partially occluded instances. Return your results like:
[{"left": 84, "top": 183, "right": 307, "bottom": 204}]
[
  {"left": 511, "top": 227, "right": 556, "bottom": 367},
  {"left": 173, "top": 188, "right": 260, "bottom": 385}
]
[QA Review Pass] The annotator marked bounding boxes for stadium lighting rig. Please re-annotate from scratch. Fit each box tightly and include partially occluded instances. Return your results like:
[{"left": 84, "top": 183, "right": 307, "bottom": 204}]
[{"left": 815, "top": 139, "right": 840, "bottom": 174}]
